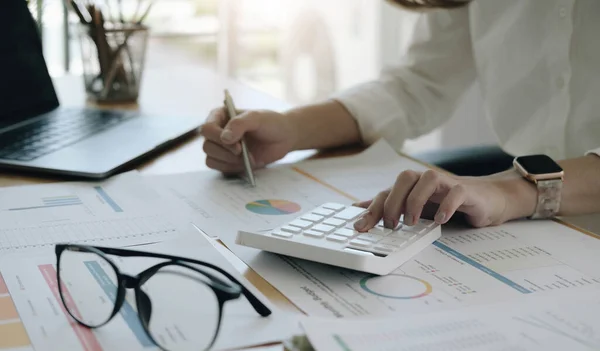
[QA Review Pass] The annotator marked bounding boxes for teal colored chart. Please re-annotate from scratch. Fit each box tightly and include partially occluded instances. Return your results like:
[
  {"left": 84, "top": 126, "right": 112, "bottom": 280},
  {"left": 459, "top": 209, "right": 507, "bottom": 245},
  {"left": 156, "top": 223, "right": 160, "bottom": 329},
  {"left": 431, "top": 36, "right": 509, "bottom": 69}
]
[{"left": 245, "top": 200, "right": 301, "bottom": 215}]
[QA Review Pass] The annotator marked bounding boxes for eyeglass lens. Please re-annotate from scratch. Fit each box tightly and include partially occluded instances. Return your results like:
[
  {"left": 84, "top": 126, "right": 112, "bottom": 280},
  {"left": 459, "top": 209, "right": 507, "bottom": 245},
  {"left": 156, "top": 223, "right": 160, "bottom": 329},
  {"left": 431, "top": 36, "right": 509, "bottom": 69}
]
[
  {"left": 58, "top": 248, "right": 222, "bottom": 351},
  {"left": 58, "top": 247, "right": 119, "bottom": 327},
  {"left": 142, "top": 265, "right": 221, "bottom": 351}
]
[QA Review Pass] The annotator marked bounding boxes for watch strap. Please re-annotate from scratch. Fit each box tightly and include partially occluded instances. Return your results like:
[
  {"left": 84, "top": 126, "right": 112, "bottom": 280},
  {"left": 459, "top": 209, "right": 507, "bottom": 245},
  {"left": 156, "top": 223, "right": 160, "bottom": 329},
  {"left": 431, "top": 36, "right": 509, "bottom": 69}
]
[{"left": 530, "top": 178, "right": 563, "bottom": 219}]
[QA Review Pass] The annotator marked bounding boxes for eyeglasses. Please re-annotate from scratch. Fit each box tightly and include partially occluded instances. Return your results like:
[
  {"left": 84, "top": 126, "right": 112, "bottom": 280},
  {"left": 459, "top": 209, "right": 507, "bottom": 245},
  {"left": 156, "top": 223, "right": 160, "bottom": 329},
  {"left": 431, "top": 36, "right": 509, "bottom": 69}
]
[{"left": 54, "top": 244, "right": 271, "bottom": 351}]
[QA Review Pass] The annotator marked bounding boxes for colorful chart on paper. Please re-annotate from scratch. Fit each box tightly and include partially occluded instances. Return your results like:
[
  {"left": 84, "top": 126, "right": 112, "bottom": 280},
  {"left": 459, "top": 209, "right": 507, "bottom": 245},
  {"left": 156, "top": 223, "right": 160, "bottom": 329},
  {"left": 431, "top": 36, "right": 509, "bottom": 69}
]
[
  {"left": 0, "top": 273, "right": 32, "bottom": 350},
  {"left": 360, "top": 274, "right": 433, "bottom": 300},
  {"left": 245, "top": 200, "right": 301, "bottom": 215}
]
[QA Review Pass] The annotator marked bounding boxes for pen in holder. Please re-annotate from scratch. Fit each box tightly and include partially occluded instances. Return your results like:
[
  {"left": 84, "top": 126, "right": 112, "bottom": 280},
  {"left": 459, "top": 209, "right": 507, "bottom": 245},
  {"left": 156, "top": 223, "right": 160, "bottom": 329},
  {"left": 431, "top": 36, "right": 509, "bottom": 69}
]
[
  {"left": 69, "top": 0, "right": 153, "bottom": 104},
  {"left": 79, "top": 22, "right": 148, "bottom": 104}
]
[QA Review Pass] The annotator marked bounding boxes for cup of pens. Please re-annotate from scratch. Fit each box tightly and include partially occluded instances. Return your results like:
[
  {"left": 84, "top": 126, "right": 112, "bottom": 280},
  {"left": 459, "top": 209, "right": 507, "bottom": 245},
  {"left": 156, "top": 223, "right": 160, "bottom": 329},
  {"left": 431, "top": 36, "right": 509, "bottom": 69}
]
[{"left": 69, "top": 0, "right": 153, "bottom": 104}]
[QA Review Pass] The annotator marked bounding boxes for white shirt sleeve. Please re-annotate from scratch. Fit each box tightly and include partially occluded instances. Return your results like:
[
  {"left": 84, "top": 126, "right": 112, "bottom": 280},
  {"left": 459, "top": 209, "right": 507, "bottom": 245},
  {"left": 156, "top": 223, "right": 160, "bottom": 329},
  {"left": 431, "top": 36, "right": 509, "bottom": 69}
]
[
  {"left": 332, "top": 8, "right": 476, "bottom": 150},
  {"left": 586, "top": 148, "right": 600, "bottom": 158}
]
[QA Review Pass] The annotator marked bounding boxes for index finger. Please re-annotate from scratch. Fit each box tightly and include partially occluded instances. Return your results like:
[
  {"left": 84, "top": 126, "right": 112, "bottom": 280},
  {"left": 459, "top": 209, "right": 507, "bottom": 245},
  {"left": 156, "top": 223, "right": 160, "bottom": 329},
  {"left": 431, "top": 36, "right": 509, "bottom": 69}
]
[
  {"left": 200, "top": 108, "right": 227, "bottom": 139},
  {"left": 206, "top": 107, "right": 228, "bottom": 126},
  {"left": 200, "top": 108, "right": 240, "bottom": 154}
]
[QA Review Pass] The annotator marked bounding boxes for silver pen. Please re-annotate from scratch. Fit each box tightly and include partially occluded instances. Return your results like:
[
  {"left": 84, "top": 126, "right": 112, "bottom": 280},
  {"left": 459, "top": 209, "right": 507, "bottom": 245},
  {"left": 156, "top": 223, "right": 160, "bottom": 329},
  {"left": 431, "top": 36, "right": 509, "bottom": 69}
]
[{"left": 224, "top": 90, "right": 256, "bottom": 187}]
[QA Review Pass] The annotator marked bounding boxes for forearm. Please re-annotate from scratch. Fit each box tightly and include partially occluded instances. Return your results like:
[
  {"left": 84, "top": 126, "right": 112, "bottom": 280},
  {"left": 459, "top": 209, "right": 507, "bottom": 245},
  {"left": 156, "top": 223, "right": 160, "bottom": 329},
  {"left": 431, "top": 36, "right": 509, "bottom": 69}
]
[
  {"left": 285, "top": 99, "right": 362, "bottom": 151},
  {"left": 556, "top": 155, "right": 600, "bottom": 215},
  {"left": 494, "top": 154, "right": 600, "bottom": 220}
]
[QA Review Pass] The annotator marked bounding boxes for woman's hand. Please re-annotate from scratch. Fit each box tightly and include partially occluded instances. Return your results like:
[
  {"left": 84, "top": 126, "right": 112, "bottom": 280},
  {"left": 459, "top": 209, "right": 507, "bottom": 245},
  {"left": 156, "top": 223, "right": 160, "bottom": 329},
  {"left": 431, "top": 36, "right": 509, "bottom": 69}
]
[
  {"left": 353, "top": 169, "right": 537, "bottom": 231},
  {"left": 200, "top": 108, "right": 298, "bottom": 174}
]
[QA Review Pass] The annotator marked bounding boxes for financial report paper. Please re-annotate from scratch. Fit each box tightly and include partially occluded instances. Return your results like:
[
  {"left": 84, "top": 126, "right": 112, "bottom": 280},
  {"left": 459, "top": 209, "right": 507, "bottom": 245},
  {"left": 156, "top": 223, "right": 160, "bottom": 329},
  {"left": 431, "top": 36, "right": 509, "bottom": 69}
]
[
  {"left": 145, "top": 140, "right": 425, "bottom": 239},
  {"left": 146, "top": 140, "right": 600, "bottom": 320},
  {"left": 146, "top": 167, "right": 351, "bottom": 238},
  {"left": 0, "top": 234, "right": 298, "bottom": 351},
  {"left": 301, "top": 292, "right": 600, "bottom": 351},
  {"left": 0, "top": 172, "right": 183, "bottom": 254},
  {"left": 222, "top": 210, "right": 600, "bottom": 318}
]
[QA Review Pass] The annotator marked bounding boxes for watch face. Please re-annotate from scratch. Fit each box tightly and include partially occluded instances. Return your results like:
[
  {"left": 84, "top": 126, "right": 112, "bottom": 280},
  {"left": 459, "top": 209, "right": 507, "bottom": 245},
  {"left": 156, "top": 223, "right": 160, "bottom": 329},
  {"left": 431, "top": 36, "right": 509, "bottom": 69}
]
[{"left": 515, "top": 154, "right": 563, "bottom": 175}]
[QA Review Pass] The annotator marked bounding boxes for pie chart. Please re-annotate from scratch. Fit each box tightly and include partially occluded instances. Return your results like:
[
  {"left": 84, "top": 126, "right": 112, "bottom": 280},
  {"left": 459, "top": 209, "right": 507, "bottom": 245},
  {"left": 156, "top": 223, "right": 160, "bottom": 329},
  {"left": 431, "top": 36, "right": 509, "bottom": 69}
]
[
  {"left": 360, "top": 274, "right": 432, "bottom": 299},
  {"left": 245, "top": 199, "right": 301, "bottom": 215}
]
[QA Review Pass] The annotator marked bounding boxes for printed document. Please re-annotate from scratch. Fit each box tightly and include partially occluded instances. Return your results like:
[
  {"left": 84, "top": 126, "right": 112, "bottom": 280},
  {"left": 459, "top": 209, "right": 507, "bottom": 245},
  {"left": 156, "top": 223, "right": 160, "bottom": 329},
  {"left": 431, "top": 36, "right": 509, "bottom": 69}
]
[
  {"left": 0, "top": 172, "right": 184, "bottom": 253},
  {"left": 293, "top": 140, "right": 428, "bottom": 201},
  {"left": 0, "top": 172, "right": 159, "bottom": 225},
  {"left": 301, "top": 292, "right": 600, "bottom": 350},
  {"left": 146, "top": 167, "right": 350, "bottom": 238},
  {"left": 222, "top": 219, "right": 600, "bottom": 318},
  {"left": 146, "top": 140, "right": 426, "bottom": 239},
  {"left": 0, "top": 233, "right": 299, "bottom": 351}
]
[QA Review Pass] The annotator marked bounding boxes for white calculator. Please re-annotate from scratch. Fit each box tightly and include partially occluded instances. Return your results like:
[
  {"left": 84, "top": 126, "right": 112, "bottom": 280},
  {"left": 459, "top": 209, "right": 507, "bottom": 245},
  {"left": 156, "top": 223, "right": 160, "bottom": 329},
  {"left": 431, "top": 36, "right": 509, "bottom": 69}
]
[{"left": 235, "top": 202, "right": 441, "bottom": 275}]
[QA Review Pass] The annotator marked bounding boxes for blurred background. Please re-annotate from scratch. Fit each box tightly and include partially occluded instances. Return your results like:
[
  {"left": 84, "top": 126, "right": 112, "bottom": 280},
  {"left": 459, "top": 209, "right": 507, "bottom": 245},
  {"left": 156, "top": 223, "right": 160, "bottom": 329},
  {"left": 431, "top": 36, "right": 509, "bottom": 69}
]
[{"left": 32, "top": 0, "right": 494, "bottom": 154}]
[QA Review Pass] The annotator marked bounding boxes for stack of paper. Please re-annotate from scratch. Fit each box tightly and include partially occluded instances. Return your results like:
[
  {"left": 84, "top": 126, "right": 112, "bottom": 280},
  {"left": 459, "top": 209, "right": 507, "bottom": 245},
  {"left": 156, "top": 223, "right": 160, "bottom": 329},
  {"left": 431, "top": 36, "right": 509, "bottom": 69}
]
[
  {"left": 0, "top": 169, "right": 299, "bottom": 351},
  {"left": 0, "top": 233, "right": 299, "bottom": 351},
  {"left": 3, "top": 139, "right": 600, "bottom": 351}
]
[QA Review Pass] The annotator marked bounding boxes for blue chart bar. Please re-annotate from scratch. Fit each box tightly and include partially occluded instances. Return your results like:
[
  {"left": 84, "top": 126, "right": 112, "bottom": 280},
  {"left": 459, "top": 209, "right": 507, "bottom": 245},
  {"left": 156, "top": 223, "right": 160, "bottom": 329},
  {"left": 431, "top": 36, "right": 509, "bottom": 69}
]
[
  {"left": 43, "top": 195, "right": 82, "bottom": 206},
  {"left": 93, "top": 186, "right": 124, "bottom": 213},
  {"left": 9, "top": 195, "right": 82, "bottom": 211},
  {"left": 9, "top": 203, "right": 78, "bottom": 211},
  {"left": 432, "top": 241, "right": 532, "bottom": 294},
  {"left": 84, "top": 261, "right": 154, "bottom": 347}
]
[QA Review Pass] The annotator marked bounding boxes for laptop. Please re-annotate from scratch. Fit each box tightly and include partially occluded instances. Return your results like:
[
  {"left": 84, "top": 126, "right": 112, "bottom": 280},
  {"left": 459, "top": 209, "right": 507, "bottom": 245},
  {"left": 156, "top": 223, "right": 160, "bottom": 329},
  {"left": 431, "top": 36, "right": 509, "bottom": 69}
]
[{"left": 0, "top": 0, "right": 201, "bottom": 179}]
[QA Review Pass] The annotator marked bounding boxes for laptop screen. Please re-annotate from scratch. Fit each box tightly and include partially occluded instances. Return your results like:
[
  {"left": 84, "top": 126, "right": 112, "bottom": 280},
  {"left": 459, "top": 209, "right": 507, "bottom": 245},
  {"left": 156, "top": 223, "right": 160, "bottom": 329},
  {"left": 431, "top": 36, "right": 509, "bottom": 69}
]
[{"left": 0, "top": 0, "right": 59, "bottom": 127}]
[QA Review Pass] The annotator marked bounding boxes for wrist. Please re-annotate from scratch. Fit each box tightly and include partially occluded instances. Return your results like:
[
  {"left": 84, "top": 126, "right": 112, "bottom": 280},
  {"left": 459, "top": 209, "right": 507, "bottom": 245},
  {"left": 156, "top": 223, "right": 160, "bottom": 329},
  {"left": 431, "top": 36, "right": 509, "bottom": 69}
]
[
  {"left": 282, "top": 109, "right": 307, "bottom": 151},
  {"left": 490, "top": 168, "right": 538, "bottom": 221},
  {"left": 283, "top": 100, "right": 362, "bottom": 151}
]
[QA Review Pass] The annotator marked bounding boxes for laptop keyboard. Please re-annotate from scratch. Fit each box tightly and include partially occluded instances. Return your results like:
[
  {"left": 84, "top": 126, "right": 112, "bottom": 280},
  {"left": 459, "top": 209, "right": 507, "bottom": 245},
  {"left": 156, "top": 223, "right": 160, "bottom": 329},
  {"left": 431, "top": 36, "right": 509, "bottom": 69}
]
[{"left": 0, "top": 109, "right": 136, "bottom": 162}]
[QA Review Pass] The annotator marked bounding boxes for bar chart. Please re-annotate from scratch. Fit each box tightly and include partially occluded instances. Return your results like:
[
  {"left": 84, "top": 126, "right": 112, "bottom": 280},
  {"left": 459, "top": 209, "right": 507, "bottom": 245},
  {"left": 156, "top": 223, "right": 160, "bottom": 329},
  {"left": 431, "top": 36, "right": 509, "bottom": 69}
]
[{"left": 0, "top": 273, "right": 31, "bottom": 350}]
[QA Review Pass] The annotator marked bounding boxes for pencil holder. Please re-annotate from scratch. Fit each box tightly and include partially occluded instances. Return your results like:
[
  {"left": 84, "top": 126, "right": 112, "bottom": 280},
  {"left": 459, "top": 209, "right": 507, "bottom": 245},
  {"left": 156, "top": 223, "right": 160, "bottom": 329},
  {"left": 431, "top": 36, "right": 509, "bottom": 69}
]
[{"left": 78, "top": 23, "right": 149, "bottom": 104}]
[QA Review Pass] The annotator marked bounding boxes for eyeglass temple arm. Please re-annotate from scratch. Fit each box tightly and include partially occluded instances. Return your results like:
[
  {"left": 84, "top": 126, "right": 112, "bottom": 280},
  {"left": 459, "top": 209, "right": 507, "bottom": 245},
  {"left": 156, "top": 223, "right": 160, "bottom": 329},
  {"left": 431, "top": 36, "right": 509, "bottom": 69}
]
[{"left": 92, "top": 246, "right": 272, "bottom": 317}]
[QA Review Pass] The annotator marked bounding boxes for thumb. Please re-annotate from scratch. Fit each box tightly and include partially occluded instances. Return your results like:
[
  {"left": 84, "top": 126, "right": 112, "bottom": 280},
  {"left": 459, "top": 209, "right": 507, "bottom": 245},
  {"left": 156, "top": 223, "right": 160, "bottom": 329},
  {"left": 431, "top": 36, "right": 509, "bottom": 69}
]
[{"left": 220, "top": 111, "right": 262, "bottom": 145}]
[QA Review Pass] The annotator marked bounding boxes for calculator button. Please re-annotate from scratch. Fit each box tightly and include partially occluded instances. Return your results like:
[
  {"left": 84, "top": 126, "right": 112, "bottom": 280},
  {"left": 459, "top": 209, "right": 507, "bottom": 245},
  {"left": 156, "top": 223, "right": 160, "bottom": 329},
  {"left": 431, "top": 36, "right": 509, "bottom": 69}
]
[
  {"left": 405, "top": 234, "right": 418, "bottom": 241},
  {"left": 334, "top": 207, "right": 366, "bottom": 221},
  {"left": 357, "top": 234, "right": 384, "bottom": 243},
  {"left": 289, "top": 219, "right": 312, "bottom": 229},
  {"left": 301, "top": 213, "right": 324, "bottom": 223},
  {"left": 402, "top": 225, "right": 426, "bottom": 234},
  {"left": 389, "top": 231, "right": 417, "bottom": 241},
  {"left": 281, "top": 225, "right": 301, "bottom": 234},
  {"left": 402, "top": 219, "right": 433, "bottom": 234},
  {"left": 380, "top": 237, "right": 408, "bottom": 247},
  {"left": 345, "top": 221, "right": 357, "bottom": 229},
  {"left": 272, "top": 231, "right": 293, "bottom": 238},
  {"left": 312, "top": 224, "right": 336, "bottom": 234},
  {"left": 322, "top": 203, "right": 346, "bottom": 211},
  {"left": 373, "top": 244, "right": 398, "bottom": 252},
  {"left": 419, "top": 218, "right": 435, "bottom": 226},
  {"left": 323, "top": 218, "right": 345, "bottom": 227},
  {"left": 313, "top": 208, "right": 335, "bottom": 217},
  {"left": 344, "top": 247, "right": 376, "bottom": 256},
  {"left": 349, "top": 238, "right": 372, "bottom": 248},
  {"left": 303, "top": 230, "right": 325, "bottom": 238},
  {"left": 334, "top": 228, "right": 356, "bottom": 238},
  {"left": 388, "top": 231, "right": 406, "bottom": 239},
  {"left": 326, "top": 234, "right": 348, "bottom": 243},
  {"left": 368, "top": 227, "right": 391, "bottom": 236}
]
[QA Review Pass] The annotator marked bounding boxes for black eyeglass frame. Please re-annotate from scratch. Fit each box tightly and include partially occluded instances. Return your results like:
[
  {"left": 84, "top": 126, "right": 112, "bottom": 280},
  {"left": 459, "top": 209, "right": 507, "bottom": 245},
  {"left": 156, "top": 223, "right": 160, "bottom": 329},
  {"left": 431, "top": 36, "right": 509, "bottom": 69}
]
[{"left": 54, "top": 243, "right": 272, "bottom": 351}]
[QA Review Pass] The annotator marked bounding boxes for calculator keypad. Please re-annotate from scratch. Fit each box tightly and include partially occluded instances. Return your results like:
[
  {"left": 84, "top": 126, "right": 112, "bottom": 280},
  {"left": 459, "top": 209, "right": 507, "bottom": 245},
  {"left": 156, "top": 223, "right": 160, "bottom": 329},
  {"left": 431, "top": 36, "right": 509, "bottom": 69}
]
[{"left": 270, "top": 203, "right": 436, "bottom": 256}]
